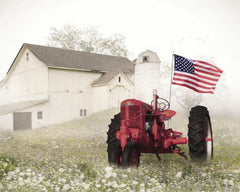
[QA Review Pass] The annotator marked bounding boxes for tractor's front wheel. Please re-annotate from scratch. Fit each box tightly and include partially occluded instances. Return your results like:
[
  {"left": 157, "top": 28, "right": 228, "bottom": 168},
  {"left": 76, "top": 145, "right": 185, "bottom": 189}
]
[
  {"left": 122, "top": 142, "right": 140, "bottom": 168},
  {"left": 188, "top": 106, "right": 213, "bottom": 161},
  {"left": 108, "top": 141, "right": 122, "bottom": 166}
]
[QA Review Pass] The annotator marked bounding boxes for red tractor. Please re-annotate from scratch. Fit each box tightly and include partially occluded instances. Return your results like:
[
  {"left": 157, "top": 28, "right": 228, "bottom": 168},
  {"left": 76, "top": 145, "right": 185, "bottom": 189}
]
[{"left": 107, "top": 90, "right": 213, "bottom": 168}]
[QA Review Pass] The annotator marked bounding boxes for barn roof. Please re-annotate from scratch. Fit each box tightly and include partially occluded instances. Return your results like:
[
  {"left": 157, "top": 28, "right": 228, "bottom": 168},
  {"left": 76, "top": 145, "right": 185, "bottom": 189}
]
[
  {"left": 91, "top": 71, "right": 133, "bottom": 86},
  {"left": 23, "top": 43, "right": 134, "bottom": 73},
  {"left": 0, "top": 99, "right": 48, "bottom": 116},
  {"left": 91, "top": 71, "right": 119, "bottom": 86}
]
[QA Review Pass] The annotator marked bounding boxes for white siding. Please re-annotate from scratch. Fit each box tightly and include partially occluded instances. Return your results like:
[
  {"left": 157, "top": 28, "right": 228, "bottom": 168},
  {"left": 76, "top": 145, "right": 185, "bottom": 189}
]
[
  {"left": 0, "top": 48, "right": 48, "bottom": 104},
  {"left": 92, "top": 86, "right": 108, "bottom": 112},
  {"left": 0, "top": 113, "right": 13, "bottom": 131},
  {"left": 92, "top": 72, "right": 134, "bottom": 112},
  {"left": 48, "top": 68, "right": 102, "bottom": 124},
  {"left": 107, "top": 72, "right": 133, "bottom": 108}
]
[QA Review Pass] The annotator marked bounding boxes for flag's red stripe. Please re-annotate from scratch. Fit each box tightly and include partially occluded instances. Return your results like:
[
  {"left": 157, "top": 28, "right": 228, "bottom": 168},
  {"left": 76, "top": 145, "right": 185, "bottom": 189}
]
[
  {"left": 194, "top": 60, "right": 223, "bottom": 73},
  {"left": 172, "top": 82, "right": 214, "bottom": 94},
  {"left": 173, "top": 72, "right": 217, "bottom": 86},
  {"left": 194, "top": 68, "right": 221, "bottom": 77},
  {"left": 172, "top": 78, "right": 216, "bottom": 90},
  {"left": 193, "top": 63, "right": 222, "bottom": 74}
]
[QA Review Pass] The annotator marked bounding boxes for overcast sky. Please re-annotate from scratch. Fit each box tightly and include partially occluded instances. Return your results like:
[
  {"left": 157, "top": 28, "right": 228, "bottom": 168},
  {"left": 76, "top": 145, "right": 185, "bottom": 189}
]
[{"left": 1, "top": 0, "right": 240, "bottom": 109}]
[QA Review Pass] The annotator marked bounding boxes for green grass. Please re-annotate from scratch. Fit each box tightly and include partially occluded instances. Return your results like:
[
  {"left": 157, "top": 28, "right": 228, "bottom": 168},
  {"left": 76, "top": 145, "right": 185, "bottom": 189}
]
[{"left": 0, "top": 108, "right": 239, "bottom": 191}]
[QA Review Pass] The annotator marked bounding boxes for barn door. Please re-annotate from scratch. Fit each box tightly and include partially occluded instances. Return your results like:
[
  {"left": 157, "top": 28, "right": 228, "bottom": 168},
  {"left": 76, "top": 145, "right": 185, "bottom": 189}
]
[{"left": 13, "top": 112, "right": 32, "bottom": 130}]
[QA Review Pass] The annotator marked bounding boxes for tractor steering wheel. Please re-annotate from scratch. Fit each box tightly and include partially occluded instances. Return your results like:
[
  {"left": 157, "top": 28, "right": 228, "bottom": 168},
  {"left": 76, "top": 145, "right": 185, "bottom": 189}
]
[{"left": 151, "top": 98, "right": 170, "bottom": 111}]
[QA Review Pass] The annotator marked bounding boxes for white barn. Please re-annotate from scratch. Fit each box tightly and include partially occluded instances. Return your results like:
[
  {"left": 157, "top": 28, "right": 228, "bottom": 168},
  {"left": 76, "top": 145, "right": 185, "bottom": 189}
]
[
  {"left": 0, "top": 43, "right": 135, "bottom": 131},
  {"left": 0, "top": 44, "right": 162, "bottom": 131}
]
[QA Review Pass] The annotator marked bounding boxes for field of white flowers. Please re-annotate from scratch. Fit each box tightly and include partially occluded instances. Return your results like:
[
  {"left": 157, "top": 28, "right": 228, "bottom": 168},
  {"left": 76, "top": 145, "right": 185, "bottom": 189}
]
[{"left": 0, "top": 108, "right": 239, "bottom": 192}]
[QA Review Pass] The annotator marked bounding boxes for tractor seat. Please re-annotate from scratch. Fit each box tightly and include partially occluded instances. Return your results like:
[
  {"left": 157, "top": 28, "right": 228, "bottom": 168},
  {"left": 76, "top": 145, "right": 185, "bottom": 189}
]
[{"left": 160, "top": 110, "right": 176, "bottom": 119}]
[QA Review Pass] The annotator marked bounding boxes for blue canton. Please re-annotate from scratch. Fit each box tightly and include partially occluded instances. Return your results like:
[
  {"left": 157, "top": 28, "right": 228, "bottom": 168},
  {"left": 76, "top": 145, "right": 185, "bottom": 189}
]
[{"left": 174, "top": 55, "right": 195, "bottom": 74}]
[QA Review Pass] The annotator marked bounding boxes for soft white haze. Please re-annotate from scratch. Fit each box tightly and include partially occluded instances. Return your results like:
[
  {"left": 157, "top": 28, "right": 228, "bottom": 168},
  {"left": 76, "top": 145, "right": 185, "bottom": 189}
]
[{"left": 1, "top": 0, "right": 240, "bottom": 112}]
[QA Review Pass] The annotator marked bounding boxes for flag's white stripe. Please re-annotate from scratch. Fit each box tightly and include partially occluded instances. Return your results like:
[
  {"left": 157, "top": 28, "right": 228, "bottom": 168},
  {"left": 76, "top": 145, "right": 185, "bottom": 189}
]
[
  {"left": 173, "top": 75, "right": 217, "bottom": 88},
  {"left": 194, "top": 70, "right": 220, "bottom": 80},
  {"left": 172, "top": 82, "right": 214, "bottom": 94},
  {"left": 194, "top": 61, "right": 218, "bottom": 70},
  {"left": 194, "top": 60, "right": 223, "bottom": 73},
  {"left": 172, "top": 79, "right": 215, "bottom": 92},
  {"left": 174, "top": 71, "right": 218, "bottom": 84},
  {"left": 194, "top": 65, "right": 222, "bottom": 76}
]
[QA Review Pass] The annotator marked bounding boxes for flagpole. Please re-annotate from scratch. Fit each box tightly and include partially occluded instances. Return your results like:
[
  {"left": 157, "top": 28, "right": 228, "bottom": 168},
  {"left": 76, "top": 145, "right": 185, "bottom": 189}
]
[
  {"left": 168, "top": 51, "right": 174, "bottom": 128},
  {"left": 169, "top": 51, "right": 174, "bottom": 106}
]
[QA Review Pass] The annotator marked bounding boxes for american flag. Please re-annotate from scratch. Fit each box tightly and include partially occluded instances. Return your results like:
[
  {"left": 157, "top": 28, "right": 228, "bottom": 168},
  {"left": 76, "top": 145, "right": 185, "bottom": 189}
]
[{"left": 172, "top": 54, "right": 223, "bottom": 94}]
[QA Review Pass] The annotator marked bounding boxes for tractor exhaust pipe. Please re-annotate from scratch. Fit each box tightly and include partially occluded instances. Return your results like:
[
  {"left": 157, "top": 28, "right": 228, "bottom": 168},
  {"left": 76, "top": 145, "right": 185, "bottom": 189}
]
[{"left": 153, "top": 89, "right": 158, "bottom": 113}]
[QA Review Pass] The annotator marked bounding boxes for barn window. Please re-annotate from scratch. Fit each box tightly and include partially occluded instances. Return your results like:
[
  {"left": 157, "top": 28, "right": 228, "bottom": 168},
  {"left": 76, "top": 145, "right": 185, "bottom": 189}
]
[
  {"left": 37, "top": 111, "right": 43, "bottom": 119},
  {"left": 26, "top": 53, "right": 29, "bottom": 61},
  {"left": 118, "top": 76, "right": 121, "bottom": 82},
  {"left": 80, "top": 109, "right": 83, "bottom": 116},
  {"left": 143, "top": 56, "right": 149, "bottom": 62},
  {"left": 84, "top": 109, "right": 87, "bottom": 116}
]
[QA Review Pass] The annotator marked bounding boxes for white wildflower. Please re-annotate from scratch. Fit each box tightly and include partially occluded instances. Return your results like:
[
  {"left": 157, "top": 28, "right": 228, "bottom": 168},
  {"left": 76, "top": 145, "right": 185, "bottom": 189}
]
[
  {"left": 140, "top": 183, "right": 145, "bottom": 192},
  {"left": 104, "top": 166, "right": 113, "bottom": 173},
  {"left": 106, "top": 182, "right": 112, "bottom": 187},
  {"left": 202, "top": 173, "right": 207, "bottom": 177},
  {"left": 233, "top": 170, "right": 240, "bottom": 173},
  {"left": 228, "top": 180, "right": 234, "bottom": 186},
  {"left": 101, "top": 178, "right": 106, "bottom": 183},
  {"left": 62, "top": 184, "right": 71, "bottom": 191},
  {"left": 80, "top": 173, "right": 85, "bottom": 180},
  {"left": 55, "top": 186, "right": 60, "bottom": 192},
  {"left": 15, "top": 167, "right": 20, "bottom": 174},
  {"left": 59, "top": 168, "right": 65, "bottom": 173},
  {"left": 150, "top": 178, "right": 157, "bottom": 183},
  {"left": 112, "top": 181, "right": 118, "bottom": 188},
  {"left": 119, "top": 183, "right": 126, "bottom": 188},
  {"left": 104, "top": 166, "right": 117, "bottom": 179},
  {"left": 105, "top": 171, "right": 112, "bottom": 179},
  {"left": 132, "top": 180, "right": 138, "bottom": 185},
  {"left": 7, "top": 184, "right": 14, "bottom": 190},
  {"left": 8, "top": 171, "right": 15, "bottom": 177},
  {"left": 112, "top": 172, "right": 117, "bottom": 178},
  {"left": 6, "top": 175, "right": 12, "bottom": 181},
  {"left": 176, "top": 171, "right": 182, "bottom": 179},
  {"left": 95, "top": 183, "right": 101, "bottom": 188},
  {"left": 25, "top": 178, "right": 31, "bottom": 184},
  {"left": 223, "top": 179, "right": 228, "bottom": 185},
  {"left": 82, "top": 183, "right": 90, "bottom": 190}
]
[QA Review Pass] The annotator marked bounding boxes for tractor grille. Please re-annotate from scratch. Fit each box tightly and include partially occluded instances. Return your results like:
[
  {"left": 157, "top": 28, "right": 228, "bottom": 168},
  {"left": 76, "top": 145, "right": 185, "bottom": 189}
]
[{"left": 121, "top": 105, "right": 141, "bottom": 128}]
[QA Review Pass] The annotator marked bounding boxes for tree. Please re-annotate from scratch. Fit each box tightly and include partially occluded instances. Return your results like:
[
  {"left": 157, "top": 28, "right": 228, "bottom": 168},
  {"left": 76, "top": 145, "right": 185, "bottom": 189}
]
[
  {"left": 174, "top": 89, "right": 203, "bottom": 114},
  {"left": 47, "top": 24, "right": 128, "bottom": 57}
]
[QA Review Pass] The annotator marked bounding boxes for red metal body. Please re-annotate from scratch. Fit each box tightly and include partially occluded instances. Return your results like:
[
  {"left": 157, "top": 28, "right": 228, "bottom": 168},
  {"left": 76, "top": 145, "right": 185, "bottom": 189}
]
[{"left": 116, "top": 92, "right": 188, "bottom": 158}]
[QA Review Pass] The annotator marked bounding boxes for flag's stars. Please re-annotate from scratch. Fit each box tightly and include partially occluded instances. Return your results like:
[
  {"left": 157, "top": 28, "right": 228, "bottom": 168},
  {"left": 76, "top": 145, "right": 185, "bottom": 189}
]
[{"left": 174, "top": 55, "right": 194, "bottom": 74}]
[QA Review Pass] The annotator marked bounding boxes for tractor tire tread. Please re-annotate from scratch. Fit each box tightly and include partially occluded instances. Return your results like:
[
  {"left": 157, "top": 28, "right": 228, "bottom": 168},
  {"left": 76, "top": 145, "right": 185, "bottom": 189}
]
[{"left": 188, "top": 105, "right": 213, "bottom": 160}]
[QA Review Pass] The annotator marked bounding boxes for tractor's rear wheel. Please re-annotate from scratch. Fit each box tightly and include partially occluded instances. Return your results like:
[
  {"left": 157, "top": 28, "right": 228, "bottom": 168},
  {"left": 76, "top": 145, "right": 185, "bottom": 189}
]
[
  {"left": 107, "top": 113, "right": 121, "bottom": 165},
  {"left": 188, "top": 106, "right": 213, "bottom": 161},
  {"left": 122, "top": 142, "right": 140, "bottom": 168}
]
